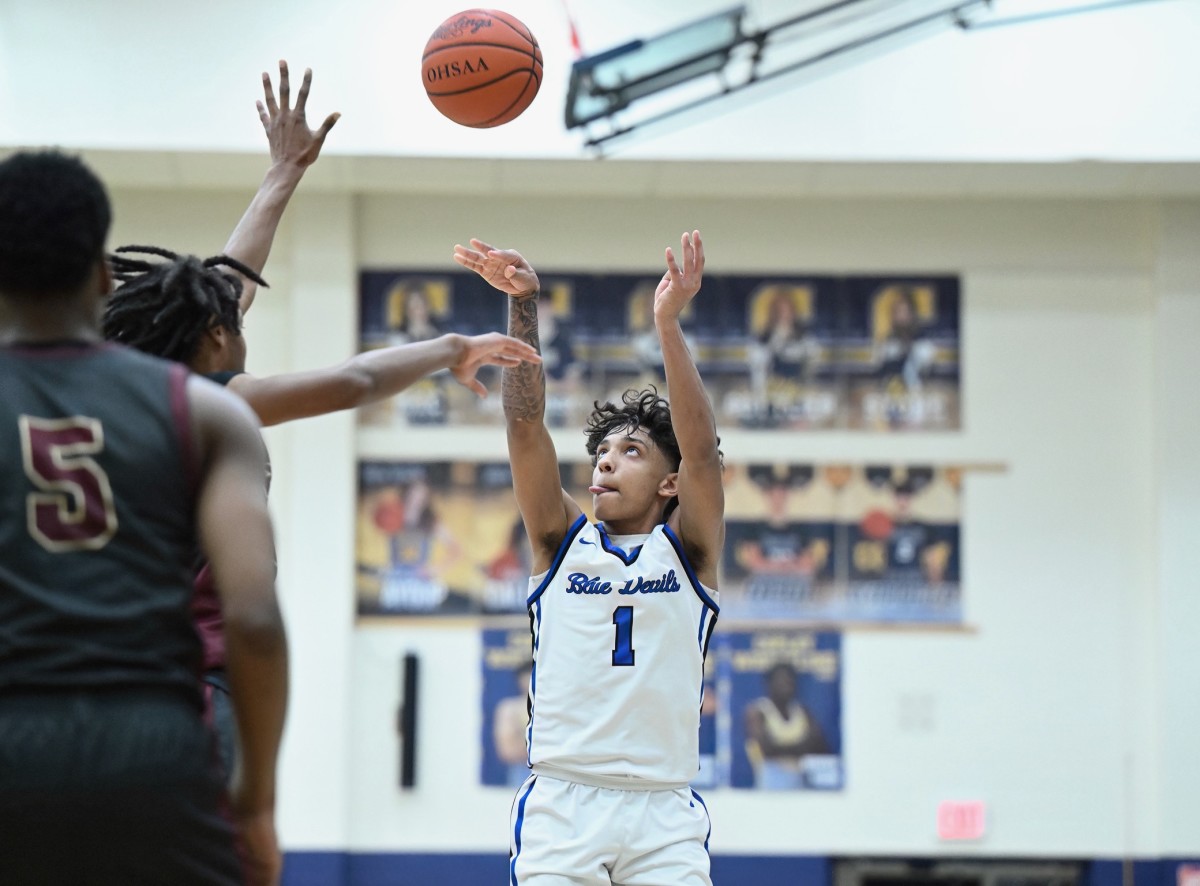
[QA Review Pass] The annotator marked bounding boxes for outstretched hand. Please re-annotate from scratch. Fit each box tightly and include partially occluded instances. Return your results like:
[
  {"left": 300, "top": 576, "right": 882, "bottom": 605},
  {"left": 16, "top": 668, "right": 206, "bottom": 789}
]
[
  {"left": 258, "top": 60, "right": 340, "bottom": 169},
  {"left": 654, "top": 230, "right": 705, "bottom": 323},
  {"left": 453, "top": 239, "right": 540, "bottom": 297},
  {"left": 450, "top": 332, "right": 542, "bottom": 397}
]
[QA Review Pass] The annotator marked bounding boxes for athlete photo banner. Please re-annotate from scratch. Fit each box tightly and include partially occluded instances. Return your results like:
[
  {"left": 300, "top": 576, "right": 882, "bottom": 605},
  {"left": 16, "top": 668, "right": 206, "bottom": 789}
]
[
  {"left": 357, "top": 269, "right": 960, "bottom": 432},
  {"left": 481, "top": 627, "right": 536, "bottom": 789},
  {"left": 479, "top": 627, "right": 843, "bottom": 791},
  {"left": 715, "top": 629, "right": 843, "bottom": 791},
  {"left": 355, "top": 459, "right": 593, "bottom": 616},
  {"left": 357, "top": 459, "right": 962, "bottom": 624},
  {"left": 721, "top": 462, "right": 962, "bottom": 624}
]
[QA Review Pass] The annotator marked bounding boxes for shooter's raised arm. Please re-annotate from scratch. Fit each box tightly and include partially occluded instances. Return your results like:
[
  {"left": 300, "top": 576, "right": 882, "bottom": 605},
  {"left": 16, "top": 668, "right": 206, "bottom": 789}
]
[
  {"left": 655, "top": 230, "right": 724, "bottom": 586},
  {"left": 454, "top": 239, "right": 581, "bottom": 570}
]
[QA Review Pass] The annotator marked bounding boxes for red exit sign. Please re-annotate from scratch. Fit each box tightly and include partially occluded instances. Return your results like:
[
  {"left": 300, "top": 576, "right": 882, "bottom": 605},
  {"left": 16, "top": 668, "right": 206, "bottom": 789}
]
[{"left": 937, "top": 800, "right": 986, "bottom": 841}]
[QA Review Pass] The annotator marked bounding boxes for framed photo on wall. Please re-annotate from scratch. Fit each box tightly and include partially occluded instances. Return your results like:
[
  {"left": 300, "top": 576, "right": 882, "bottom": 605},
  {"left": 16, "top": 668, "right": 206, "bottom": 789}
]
[
  {"left": 357, "top": 269, "right": 960, "bottom": 432},
  {"left": 479, "top": 627, "right": 844, "bottom": 792},
  {"left": 357, "top": 460, "right": 963, "bottom": 625}
]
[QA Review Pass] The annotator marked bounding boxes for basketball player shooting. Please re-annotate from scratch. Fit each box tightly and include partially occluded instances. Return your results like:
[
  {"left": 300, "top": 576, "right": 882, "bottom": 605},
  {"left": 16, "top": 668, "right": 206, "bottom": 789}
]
[{"left": 454, "top": 231, "right": 724, "bottom": 885}]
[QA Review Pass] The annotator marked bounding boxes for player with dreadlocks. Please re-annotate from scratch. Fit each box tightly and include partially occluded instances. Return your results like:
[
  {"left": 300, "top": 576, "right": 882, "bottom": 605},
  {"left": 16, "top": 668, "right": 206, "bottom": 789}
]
[
  {"left": 103, "top": 62, "right": 541, "bottom": 781},
  {"left": 104, "top": 247, "right": 264, "bottom": 364}
]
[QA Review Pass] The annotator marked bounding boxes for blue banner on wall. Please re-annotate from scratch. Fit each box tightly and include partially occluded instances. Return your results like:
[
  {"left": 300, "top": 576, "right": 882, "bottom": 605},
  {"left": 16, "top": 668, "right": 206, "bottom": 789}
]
[
  {"left": 358, "top": 269, "right": 960, "bottom": 432},
  {"left": 480, "top": 627, "right": 843, "bottom": 791},
  {"left": 358, "top": 462, "right": 961, "bottom": 625}
]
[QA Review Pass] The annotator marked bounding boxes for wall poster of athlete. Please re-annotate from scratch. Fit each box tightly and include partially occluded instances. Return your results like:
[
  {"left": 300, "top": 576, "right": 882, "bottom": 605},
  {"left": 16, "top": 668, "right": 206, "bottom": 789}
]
[
  {"left": 721, "top": 462, "right": 963, "bottom": 624},
  {"left": 357, "top": 269, "right": 960, "bottom": 432},
  {"left": 479, "top": 628, "right": 843, "bottom": 791},
  {"left": 356, "top": 459, "right": 963, "bottom": 625},
  {"left": 355, "top": 460, "right": 593, "bottom": 616}
]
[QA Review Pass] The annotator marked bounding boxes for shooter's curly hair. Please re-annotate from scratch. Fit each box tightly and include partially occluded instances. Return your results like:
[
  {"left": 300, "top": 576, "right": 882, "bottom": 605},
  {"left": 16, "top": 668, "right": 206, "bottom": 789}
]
[
  {"left": 584, "top": 387, "right": 681, "bottom": 471},
  {"left": 584, "top": 387, "right": 724, "bottom": 521},
  {"left": 0, "top": 151, "right": 111, "bottom": 297},
  {"left": 102, "top": 246, "right": 266, "bottom": 364}
]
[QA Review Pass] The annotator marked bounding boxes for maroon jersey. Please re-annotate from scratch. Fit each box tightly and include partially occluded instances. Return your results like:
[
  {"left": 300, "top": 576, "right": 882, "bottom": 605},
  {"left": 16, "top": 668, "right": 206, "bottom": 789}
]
[
  {"left": 193, "top": 562, "right": 225, "bottom": 672},
  {"left": 192, "top": 370, "right": 270, "bottom": 672},
  {"left": 0, "top": 341, "right": 202, "bottom": 702}
]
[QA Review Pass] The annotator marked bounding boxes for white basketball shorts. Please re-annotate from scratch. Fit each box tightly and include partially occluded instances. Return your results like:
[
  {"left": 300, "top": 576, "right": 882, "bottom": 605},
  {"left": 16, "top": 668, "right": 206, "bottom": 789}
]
[{"left": 508, "top": 773, "right": 712, "bottom": 886}]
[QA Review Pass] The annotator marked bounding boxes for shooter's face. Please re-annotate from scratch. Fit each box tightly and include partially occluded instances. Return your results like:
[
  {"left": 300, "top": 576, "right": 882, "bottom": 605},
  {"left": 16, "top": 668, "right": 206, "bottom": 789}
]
[{"left": 590, "top": 426, "right": 675, "bottom": 524}]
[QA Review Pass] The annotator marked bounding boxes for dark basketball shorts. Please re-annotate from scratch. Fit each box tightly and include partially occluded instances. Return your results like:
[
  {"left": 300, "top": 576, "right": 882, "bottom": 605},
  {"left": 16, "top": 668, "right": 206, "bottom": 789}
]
[{"left": 0, "top": 688, "right": 243, "bottom": 886}]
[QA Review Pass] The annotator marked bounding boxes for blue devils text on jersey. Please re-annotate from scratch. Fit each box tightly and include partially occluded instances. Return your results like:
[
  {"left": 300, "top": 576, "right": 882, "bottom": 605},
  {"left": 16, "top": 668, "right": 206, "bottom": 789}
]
[{"left": 525, "top": 516, "right": 718, "bottom": 788}]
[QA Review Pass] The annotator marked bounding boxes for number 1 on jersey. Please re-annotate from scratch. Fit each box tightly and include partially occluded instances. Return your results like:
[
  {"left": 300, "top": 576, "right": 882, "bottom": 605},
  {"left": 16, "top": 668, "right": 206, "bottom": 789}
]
[{"left": 612, "top": 605, "right": 635, "bottom": 667}]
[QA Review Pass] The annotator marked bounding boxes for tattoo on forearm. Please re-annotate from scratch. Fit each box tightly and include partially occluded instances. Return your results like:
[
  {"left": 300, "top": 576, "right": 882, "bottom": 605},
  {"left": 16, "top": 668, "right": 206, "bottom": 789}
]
[{"left": 503, "top": 295, "right": 545, "bottom": 422}]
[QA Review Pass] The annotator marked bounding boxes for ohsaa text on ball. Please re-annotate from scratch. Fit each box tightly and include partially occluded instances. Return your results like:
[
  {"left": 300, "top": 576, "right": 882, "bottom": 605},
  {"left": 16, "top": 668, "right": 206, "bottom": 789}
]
[{"left": 426, "top": 57, "right": 491, "bottom": 83}]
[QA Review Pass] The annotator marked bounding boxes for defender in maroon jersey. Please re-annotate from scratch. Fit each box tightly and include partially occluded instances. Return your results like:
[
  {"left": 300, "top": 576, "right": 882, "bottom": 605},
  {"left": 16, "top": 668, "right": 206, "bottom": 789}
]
[{"left": 0, "top": 151, "right": 286, "bottom": 886}]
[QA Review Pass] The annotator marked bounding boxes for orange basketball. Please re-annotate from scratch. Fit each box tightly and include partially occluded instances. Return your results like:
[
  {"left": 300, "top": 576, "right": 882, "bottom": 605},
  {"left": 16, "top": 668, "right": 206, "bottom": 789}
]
[
  {"left": 373, "top": 493, "right": 405, "bottom": 535},
  {"left": 860, "top": 509, "right": 894, "bottom": 541},
  {"left": 422, "top": 9, "right": 543, "bottom": 128}
]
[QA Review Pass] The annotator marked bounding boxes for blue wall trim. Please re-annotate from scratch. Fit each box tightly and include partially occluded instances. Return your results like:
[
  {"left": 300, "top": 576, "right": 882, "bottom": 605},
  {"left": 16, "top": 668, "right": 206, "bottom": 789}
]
[
  {"left": 286, "top": 852, "right": 507, "bottom": 886},
  {"left": 283, "top": 853, "right": 1199, "bottom": 886},
  {"left": 1089, "top": 859, "right": 1200, "bottom": 886},
  {"left": 284, "top": 852, "right": 349, "bottom": 886}
]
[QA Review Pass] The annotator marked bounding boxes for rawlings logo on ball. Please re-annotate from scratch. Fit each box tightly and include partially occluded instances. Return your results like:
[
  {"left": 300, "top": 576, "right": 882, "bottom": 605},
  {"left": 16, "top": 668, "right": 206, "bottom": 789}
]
[{"left": 433, "top": 15, "right": 493, "bottom": 39}]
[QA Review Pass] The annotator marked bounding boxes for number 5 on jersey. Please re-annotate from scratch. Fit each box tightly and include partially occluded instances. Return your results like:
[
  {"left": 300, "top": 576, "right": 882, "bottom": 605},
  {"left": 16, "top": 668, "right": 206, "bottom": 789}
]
[{"left": 20, "top": 415, "right": 118, "bottom": 552}]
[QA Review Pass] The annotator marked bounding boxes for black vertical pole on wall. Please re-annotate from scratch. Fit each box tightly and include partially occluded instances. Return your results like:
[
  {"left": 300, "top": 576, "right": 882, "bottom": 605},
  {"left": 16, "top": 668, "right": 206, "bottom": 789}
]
[{"left": 398, "top": 652, "right": 419, "bottom": 788}]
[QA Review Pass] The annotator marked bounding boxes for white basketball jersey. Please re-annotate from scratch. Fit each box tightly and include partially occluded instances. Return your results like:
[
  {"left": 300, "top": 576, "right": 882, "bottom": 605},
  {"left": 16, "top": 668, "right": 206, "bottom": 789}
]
[{"left": 525, "top": 516, "right": 719, "bottom": 788}]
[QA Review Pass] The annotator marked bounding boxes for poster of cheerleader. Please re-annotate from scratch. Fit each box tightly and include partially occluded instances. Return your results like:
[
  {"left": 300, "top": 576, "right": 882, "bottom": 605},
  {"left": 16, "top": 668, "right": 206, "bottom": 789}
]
[
  {"left": 715, "top": 629, "right": 843, "bottom": 791},
  {"left": 357, "top": 269, "right": 959, "bottom": 431},
  {"left": 480, "top": 627, "right": 535, "bottom": 788},
  {"left": 836, "top": 278, "right": 961, "bottom": 431}
]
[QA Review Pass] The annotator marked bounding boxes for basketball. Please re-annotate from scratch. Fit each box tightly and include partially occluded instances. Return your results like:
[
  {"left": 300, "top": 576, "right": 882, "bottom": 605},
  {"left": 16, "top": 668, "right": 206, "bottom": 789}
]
[
  {"left": 860, "top": 509, "right": 894, "bottom": 541},
  {"left": 422, "top": 9, "right": 543, "bottom": 128},
  {"left": 373, "top": 491, "right": 405, "bottom": 535}
]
